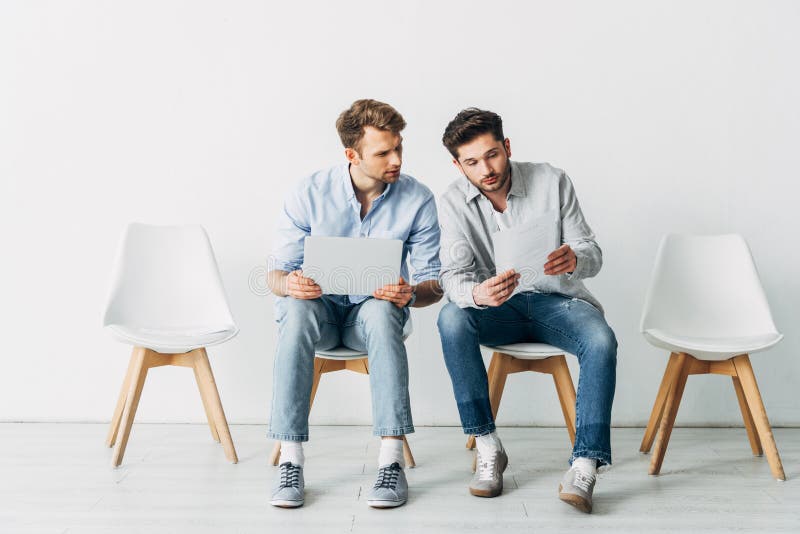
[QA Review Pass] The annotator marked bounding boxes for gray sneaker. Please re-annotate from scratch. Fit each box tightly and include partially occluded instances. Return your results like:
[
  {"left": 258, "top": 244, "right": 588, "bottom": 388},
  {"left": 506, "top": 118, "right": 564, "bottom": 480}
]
[
  {"left": 367, "top": 462, "right": 407, "bottom": 508},
  {"left": 270, "top": 462, "right": 304, "bottom": 508},
  {"left": 558, "top": 466, "right": 595, "bottom": 513},
  {"left": 469, "top": 447, "right": 508, "bottom": 497}
]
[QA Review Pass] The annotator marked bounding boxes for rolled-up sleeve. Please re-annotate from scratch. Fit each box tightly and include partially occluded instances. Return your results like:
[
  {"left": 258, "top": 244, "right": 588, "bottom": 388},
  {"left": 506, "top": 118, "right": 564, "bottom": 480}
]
[
  {"left": 406, "top": 192, "right": 441, "bottom": 284},
  {"left": 559, "top": 172, "right": 602, "bottom": 280},
  {"left": 438, "top": 195, "right": 485, "bottom": 309},
  {"left": 269, "top": 187, "right": 309, "bottom": 273}
]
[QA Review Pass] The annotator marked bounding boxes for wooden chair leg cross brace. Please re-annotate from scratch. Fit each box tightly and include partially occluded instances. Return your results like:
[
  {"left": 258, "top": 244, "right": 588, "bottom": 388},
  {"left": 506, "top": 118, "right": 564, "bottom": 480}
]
[
  {"left": 640, "top": 352, "right": 785, "bottom": 481},
  {"left": 106, "top": 347, "right": 238, "bottom": 467}
]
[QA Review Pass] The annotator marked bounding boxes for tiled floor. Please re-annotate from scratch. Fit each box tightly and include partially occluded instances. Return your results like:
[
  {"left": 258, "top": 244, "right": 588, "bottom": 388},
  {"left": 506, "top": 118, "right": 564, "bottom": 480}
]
[{"left": 1, "top": 423, "right": 797, "bottom": 533}]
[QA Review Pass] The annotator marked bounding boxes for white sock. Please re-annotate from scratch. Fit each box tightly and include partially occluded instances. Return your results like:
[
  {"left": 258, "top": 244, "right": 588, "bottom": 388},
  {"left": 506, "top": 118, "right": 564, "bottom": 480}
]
[
  {"left": 475, "top": 431, "right": 502, "bottom": 458},
  {"left": 279, "top": 441, "right": 305, "bottom": 467},
  {"left": 572, "top": 457, "right": 597, "bottom": 476},
  {"left": 378, "top": 438, "right": 405, "bottom": 468}
]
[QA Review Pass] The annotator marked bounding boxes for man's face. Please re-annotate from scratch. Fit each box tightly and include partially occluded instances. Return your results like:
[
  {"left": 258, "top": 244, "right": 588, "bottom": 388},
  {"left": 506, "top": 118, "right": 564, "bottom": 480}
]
[
  {"left": 348, "top": 126, "right": 403, "bottom": 184},
  {"left": 453, "top": 133, "right": 512, "bottom": 193}
]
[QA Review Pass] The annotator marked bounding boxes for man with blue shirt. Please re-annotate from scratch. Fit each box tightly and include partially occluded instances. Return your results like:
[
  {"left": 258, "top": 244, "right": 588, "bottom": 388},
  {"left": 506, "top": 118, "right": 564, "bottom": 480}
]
[
  {"left": 436, "top": 108, "right": 617, "bottom": 513},
  {"left": 266, "top": 99, "right": 442, "bottom": 509}
]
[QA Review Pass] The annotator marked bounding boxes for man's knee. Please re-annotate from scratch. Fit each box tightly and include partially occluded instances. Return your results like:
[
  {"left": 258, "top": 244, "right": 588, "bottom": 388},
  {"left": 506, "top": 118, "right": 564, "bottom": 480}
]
[
  {"left": 584, "top": 325, "right": 618, "bottom": 367},
  {"left": 278, "top": 298, "right": 327, "bottom": 334},
  {"left": 359, "top": 298, "right": 404, "bottom": 330},
  {"left": 437, "top": 302, "right": 473, "bottom": 338}
]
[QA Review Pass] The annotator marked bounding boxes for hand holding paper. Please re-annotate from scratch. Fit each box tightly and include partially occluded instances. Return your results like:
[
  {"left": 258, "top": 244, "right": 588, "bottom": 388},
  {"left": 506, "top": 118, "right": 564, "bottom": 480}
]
[
  {"left": 472, "top": 269, "right": 521, "bottom": 307},
  {"left": 543, "top": 244, "right": 577, "bottom": 276},
  {"left": 493, "top": 210, "right": 560, "bottom": 293}
]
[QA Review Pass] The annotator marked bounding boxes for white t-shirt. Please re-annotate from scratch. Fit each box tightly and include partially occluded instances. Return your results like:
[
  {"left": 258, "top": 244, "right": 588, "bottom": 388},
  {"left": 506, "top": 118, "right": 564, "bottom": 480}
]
[{"left": 492, "top": 205, "right": 515, "bottom": 231}]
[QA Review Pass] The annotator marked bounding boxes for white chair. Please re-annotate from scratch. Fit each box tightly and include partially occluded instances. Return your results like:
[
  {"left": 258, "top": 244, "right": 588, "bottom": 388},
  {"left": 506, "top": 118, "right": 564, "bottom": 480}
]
[
  {"left": 269, "top": 316, "right": 416, "bottom": 467},
  {"left": 465, "top": 343, "right": 577, "bottom": 460},
  {"left": 103, "top": 223, "right": 239, "bottom": 467},
  {"left": 639, "top": 234, "right": 785, "bottom": 480}
]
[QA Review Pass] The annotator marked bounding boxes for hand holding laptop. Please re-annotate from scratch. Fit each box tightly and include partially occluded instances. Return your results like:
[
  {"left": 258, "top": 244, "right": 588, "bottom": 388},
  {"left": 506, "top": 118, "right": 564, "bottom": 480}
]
[
  {"left": 284, "top": 270, "right": 323, "bottom": 300},
  {"left": 374, "top": 276, "right": 414, "bottom": 308}
]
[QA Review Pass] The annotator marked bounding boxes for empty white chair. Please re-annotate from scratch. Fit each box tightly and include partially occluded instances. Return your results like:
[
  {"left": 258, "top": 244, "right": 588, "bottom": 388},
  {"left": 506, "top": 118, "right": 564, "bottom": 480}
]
[
  {"left": 639, "top": 234, "right": 785, "bottom": 480},
  {"left": 465, "top": 343, "right": 577, "bottom": 461},
  {"left": 103, "top": 223, "right": 239, "bottom": 467},
  {"left": 269, "top": 316, "right": 416, "bottom": 467}
]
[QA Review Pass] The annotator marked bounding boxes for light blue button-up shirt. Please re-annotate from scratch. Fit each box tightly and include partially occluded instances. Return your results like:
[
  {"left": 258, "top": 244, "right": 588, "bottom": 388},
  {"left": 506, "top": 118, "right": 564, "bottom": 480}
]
[{"left": 270, "top": 163, "right": 441, "bottom": 304}]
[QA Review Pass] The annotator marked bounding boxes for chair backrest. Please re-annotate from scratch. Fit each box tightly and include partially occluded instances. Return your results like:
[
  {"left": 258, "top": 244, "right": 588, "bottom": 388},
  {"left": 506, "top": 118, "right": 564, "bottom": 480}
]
[
  {"left": 103, "top": 223, "right": 237, "bottom": 333},
  {"left": 640, "top": 234, "right": 779, "bottom": 339}
]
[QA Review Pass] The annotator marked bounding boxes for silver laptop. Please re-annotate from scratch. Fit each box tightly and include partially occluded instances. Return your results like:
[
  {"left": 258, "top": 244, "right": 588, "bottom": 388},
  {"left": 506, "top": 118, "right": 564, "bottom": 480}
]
[{"left": 302, "top": 236, "right": 403, "bottom": 296}]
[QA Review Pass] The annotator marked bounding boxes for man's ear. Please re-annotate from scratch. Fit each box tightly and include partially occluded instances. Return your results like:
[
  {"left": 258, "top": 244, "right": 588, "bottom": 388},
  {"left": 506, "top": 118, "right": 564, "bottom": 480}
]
[
  {"left": 504, "top": 138, "right": 511, "bottom": 158},
  {"left": 345, "top": 147, "right": 360, "bottom": 165},
  {"left": 451, "top": 158, "right": 464, "bottom": 175}
]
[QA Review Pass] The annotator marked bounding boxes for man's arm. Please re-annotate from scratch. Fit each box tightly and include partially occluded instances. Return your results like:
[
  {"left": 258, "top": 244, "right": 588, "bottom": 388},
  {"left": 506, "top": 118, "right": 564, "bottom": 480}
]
[
  {"left": 438, "top": 195, "right": 486, "bottom": 308},
  {"left": 268, "top": 184, "right": 319, "bottom": 298},
  {"left": 557, "top": 171, "right": 602, "bottom": 280},
  {"left": 375, "top": 191, "right": 443, "bottom": 308},
  {"left": 411, "top": 279, "right": 441, "bottom": 307},
  {"left": 374, "top": 277, "right": 442, "bottom": 308}
]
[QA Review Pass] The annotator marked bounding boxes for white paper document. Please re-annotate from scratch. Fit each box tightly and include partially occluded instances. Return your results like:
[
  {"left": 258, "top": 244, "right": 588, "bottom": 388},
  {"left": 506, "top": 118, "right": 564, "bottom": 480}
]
[{"left": 492, "top": 211, "right": 560, "bottom": 293}]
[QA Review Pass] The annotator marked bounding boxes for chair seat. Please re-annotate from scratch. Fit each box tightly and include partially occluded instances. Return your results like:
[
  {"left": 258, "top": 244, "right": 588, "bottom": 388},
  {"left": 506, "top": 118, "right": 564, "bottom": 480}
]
[
  {"left": 643, "top": 328, "right": 783, "bottom": 361},
  {"left": 482, "top": 342, "right": 574, "bottom": 360},
  {"left": 316, "top": 346, "right": 368, "bottom": 360},
  {"left": 316, "top": 318, "right": 413, "bottom": 360},
  {"left": 106, "top": 324, "right": 238, "bottom": 354}
]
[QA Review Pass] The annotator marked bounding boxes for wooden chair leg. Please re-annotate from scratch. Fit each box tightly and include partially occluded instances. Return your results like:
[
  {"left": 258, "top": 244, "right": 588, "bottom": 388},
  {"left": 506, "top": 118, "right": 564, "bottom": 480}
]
[
  {"left": 640, "top": 352, "right": 680, "bottom": 453},
  {"left": 112, "top": 347, "right": 149, "bottom": 467},
  {"left": 466, "top": 352, "right": 509, "bottom": 450},
  {"left": 402, "top": 435, "right": 416, "bottom": 468},
  {"left": 106, "top": 349, "right": 139, "bottom": 447},
  {"left": 271, "top": 357, "right": 327, "bottom": 466},
  {"left": 268, "top": 441, "right": 282, "bottom": 466},
  {"left": 193, "top": 363, "right": 220, "bottom": 443},
  {"left": 308, "top": 357, "right": 326, "bottom": 411},
  {"left": 193, "top": 349, "right": 238, "bottom": 464},
  {"left": 649, "top": 352, "right": 689, "bottom": 475},
  {"left": 550, "top": 355, "right": 577, "bottom": 447},
  {"left": 732, "top": 355, "right": 785, "bottom": 481},
  {"left": 732, "top": 375, "right": 762, "bottom": 457}
]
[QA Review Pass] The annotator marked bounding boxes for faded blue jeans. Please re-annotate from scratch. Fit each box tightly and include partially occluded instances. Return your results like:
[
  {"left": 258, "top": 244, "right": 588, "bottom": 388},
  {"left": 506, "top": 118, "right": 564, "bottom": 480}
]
[
  {"left": 437, "top": 292, "right": 617, "bottom": 466},
  {"left": 268, "top": 295, "right": 413, "bottom": 442}
]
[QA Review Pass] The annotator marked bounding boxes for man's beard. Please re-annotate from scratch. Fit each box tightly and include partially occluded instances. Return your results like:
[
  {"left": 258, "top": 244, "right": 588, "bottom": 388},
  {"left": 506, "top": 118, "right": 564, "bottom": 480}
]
[{"left": 478, "top": 165, "right": 510, "bottom": 192}]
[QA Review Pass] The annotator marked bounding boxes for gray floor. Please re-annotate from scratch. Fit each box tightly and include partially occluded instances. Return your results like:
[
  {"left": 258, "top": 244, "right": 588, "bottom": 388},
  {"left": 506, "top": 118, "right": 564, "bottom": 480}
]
[{"left": 1, "top": 424, "right": 797, "bottom": 533}]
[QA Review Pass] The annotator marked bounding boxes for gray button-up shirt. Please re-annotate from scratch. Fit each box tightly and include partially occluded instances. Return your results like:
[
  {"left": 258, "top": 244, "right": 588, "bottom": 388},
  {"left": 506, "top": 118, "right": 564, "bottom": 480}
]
[{"left": 438, "top": 160, "right": 604, "bottom": 313}]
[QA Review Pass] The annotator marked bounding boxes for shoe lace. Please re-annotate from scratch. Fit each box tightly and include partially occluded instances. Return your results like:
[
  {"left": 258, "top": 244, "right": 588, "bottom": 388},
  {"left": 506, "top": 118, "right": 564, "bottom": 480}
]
[
  {"left": 278, "top": 462, "right": 301, "bottom": 488},
  {"left": 477, "top": 451, "right": 497, "bottom": 481},
  {"left": 374, "top": 462, "right": 401, "bottom": 489},
  {"left": 573, "top": 469, "right": 595, "bottom": 493}
]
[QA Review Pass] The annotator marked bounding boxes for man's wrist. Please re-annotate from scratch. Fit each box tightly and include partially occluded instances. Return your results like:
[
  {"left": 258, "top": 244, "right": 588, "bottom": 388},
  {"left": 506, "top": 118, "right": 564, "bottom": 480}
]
[{"left": 405, "top": 288, "right": 417, "bottom": 308}]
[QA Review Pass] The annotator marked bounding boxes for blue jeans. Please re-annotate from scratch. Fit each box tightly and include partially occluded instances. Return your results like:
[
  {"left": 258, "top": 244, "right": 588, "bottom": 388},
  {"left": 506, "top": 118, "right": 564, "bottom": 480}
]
[
  {"left": 268, "top": 296, "right": 413, "bottom": 442},
  {"left": 437, "top": 292, "right": 617, "bottom": 466}
]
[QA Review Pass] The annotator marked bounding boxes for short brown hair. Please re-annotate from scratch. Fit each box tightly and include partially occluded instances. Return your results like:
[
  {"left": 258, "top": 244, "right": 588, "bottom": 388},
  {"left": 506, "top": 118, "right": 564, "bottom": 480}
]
[
  {"left": 442, "top": 108, "right": 505, "bottom": 159},
  {"left": 336, "top": 99, "right": 406, "bottom": 153}
]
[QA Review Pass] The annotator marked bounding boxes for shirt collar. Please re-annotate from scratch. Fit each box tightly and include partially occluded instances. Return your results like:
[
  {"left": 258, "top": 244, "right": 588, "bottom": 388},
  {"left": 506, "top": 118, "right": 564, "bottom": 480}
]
[
  {"left": 462, "top": 160, "right": 525, "bottom": 203},
  {"left": 340, "top": 163, "right": 393, "bottom": 202}
]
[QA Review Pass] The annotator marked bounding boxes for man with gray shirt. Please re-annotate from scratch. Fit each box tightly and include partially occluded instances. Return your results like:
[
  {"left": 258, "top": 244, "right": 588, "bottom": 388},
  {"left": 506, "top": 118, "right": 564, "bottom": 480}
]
[{"left": 436, "top": 108, "right": 617, "bottom": 513}]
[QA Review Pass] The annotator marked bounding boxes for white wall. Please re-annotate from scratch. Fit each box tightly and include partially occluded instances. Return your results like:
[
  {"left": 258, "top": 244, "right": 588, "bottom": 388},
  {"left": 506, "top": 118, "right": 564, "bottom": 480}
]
[{"left": 2, "top": 1, "right": 798, "bottom": 428}]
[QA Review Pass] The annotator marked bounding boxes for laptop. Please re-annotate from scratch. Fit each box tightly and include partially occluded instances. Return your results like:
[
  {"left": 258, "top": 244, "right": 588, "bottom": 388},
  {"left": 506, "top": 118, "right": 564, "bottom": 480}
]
[{"left": 302, "top": 236, "right": 403, "bottom": 296}]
